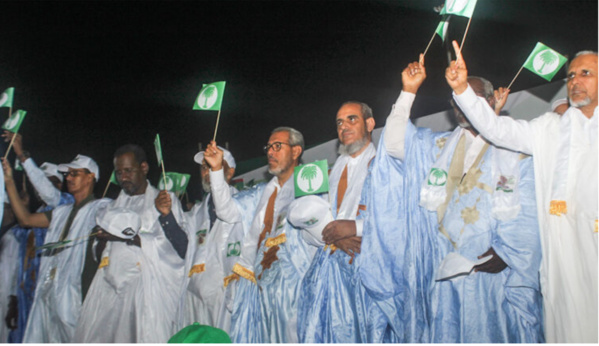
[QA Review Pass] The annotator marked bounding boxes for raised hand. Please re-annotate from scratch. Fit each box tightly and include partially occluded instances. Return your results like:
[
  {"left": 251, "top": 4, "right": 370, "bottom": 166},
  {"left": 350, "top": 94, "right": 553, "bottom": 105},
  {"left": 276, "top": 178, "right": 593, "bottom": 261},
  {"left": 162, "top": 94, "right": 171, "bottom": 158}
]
[
  {"left": 402, "top": 53, "right": 427, "bottom": 94},
  {"left": 445, "top": 40, "right": 469, "bottom": 95},
  {"left": 493, "top": 87, "right": 510, "bottom": 115},
  {"left": 203, "top": 140, "right": 224, "bottom": 171}
]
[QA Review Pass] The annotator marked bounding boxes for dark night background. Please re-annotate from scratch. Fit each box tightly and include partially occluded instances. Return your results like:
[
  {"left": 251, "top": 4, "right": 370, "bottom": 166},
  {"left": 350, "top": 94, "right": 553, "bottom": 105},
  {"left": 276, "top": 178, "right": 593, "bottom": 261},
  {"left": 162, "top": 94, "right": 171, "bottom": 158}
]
[{"left": 0, "top": 0, "right": 596, "bottom": 203}]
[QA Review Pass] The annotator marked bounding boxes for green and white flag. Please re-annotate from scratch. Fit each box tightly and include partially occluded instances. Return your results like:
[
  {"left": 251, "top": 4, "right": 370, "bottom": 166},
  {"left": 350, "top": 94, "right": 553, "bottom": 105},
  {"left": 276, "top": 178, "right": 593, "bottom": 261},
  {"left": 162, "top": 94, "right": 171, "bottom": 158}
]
[
  {"left": 440, "top": 0, "right": 477, "bottom": 18},
  {"left": 14, "top": 158, "right": 23, "bottom": 171},
  {"left": 109, "top": 170, "right": 119, "bottom": 185},
  {"left": 157, "top": 172, "right": 190, "bottom": 195},
  {"left": 436, "top": 15, "right": 450, "bottom": 42},
  {"left": 154, "top": 133, "right": 163, "bottom": 166},
  {"left": 294, "top": 159, "right": 330, "bottom": 197},
  {"left": 0, "top": 88, "right": 14, "bottom": 108},
  {"left": 522, "top": 42, "right": 568, "bottom": 82},
  {"left": 193, "top": 81, "right": 226, "bottom": 111},
  {"left": 2, "top": 109, "right": 26, "bottom": 133}
]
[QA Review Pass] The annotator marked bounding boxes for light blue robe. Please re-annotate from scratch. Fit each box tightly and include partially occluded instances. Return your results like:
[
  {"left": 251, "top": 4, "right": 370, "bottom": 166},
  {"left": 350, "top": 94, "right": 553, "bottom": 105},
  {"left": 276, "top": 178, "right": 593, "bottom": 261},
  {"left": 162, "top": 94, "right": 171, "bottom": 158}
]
[{"left": 360, "top": 124, "right": 544, "bottom": 343}]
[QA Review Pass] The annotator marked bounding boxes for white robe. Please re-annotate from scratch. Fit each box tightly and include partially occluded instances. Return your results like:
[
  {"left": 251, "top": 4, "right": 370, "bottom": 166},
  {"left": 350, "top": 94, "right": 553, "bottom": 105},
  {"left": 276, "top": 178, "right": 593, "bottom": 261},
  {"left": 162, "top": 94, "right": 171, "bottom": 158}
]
[
  {"left": 74, "top": 183, "right": 188, "bottom": 343},
  {"left": 454, "top": 86, "right": 598, "bottom": 343},
  {"left": 0, "top": 230, "right": 19, "bottom": 343},
  {"left": 23, "top": 197, "right": 111, "bottom": 343}
]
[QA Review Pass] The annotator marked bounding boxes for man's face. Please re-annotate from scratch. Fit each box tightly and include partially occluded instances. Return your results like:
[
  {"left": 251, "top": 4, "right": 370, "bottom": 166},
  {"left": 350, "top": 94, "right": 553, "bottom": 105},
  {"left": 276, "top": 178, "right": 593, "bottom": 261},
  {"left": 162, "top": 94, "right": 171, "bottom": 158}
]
[
  {"left": 266, "top": 131, "right": 296, "bottom": 177},
  {"left": 65, "top": 168, "right": 94, "bottom": 195},
  {"left": 114, "top": 152, "right": 148, "bottom": 196},
  {"left": 200, "top": 159, "right": 232, "bottom": 193},
  {"left": 567, "top": 54, "right": 598, "bottom": 109},
  {"left": 336, "top": 103, "right": 373, "bottom": 156}
]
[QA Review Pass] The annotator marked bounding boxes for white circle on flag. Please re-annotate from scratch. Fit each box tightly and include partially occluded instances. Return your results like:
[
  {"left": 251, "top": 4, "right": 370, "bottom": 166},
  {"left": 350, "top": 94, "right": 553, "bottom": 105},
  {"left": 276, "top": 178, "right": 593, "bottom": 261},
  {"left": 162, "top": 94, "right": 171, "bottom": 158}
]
[
  {"left": 297, "top": 164, "right": 324, "bottom": 193},
  {"left": 4, "top": 112, "right": 21, "bottom": 130},
  {"left": 446, "top": 0, "right": 468, "bottom": 12},
  {"left": 159, "top": 176, "right": 174, "bottom": 190},
  {"left": 180, "top": 175, "right": 187, "bottom": 187},
  {"left": 197, "top": 85, "right": 219, "bottom": 109},
  {"left": 532, "top": 49, "right": 560, "bottom": 75},
  {"left": 0, "top": 93, "right": 7, "bottom": 107}
]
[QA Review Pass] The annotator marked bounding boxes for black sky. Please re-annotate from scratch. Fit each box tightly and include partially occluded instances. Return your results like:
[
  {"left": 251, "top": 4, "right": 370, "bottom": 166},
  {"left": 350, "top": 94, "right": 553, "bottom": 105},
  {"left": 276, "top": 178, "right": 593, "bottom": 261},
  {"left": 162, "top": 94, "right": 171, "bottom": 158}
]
[{"left": 0, "top": 0, "right": 596, "bottom": 201}]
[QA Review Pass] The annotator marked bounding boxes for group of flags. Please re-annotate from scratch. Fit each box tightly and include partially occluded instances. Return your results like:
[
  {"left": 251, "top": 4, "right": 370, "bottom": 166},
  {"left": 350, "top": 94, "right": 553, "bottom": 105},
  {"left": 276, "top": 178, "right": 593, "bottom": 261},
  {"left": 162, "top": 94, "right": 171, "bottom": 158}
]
[{"left": 3, "top": 0, "right": 573, "bottom": 200}]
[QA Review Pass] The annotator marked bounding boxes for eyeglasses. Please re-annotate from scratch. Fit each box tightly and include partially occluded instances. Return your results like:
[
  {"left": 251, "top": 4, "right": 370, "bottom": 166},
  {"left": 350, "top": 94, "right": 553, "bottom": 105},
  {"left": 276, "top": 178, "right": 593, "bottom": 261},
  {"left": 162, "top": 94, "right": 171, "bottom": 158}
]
[
  {"left": 263, "top": 142, "right": 292, "bottom": 153},
  {"left": 63, "top": 169, "right": 91, "bottom": 178}
]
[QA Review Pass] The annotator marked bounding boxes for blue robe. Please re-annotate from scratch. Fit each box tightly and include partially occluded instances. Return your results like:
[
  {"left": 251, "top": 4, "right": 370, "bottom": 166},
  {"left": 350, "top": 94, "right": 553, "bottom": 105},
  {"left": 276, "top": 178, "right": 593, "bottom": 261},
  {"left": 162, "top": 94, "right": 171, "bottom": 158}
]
[
  {"left": 360, "top": 124, "right": 544, "bottom": 342},
  {"left": 9, "top": 192, "right": 74, "bottom": 343}
]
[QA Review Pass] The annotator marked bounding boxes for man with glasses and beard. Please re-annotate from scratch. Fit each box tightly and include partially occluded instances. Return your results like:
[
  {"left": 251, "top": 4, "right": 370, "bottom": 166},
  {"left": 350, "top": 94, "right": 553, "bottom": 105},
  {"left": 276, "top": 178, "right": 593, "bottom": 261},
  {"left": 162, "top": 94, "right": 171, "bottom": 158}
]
[
  {"left": 202, "top": 127, "right": 317, "bottom": 342},
  {"left": 2, "top": 154, "right": 110, "bottom": 343},
  {"left": 293, "top": 101, "right": 376, "bottom": 342}
]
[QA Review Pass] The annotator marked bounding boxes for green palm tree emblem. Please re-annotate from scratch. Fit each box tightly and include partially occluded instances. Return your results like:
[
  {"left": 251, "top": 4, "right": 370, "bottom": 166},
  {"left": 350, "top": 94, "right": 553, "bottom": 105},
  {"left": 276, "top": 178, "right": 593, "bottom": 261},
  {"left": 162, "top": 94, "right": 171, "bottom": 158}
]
[
  {"left": 536, "top": 50, "right": 557, "bottom": 74},
  {"left": 202, "top": 85, "right": 216, "bottom": 108},
  {"left": 301, "top": 165, "right": 318, "bottom": 192},
  {"left": 428, "top": 168, "right": 448, "bottom": 186},
  {"left": 227, "top": 242, "right": 241, "bottom": 257}
]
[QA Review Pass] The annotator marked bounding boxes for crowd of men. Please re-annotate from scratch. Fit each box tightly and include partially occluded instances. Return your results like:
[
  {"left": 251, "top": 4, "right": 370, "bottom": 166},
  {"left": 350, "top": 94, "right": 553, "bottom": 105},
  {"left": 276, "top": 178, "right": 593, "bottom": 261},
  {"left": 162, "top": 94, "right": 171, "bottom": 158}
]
[{"left": 0, "top": 45, "right": 596, "bottom": 343}]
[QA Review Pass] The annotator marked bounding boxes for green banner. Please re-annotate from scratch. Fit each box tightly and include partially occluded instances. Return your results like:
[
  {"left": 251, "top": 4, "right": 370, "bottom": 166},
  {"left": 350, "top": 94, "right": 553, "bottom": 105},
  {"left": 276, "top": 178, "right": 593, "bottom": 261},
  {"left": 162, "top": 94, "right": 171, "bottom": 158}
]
[
  {"left": 522, "top": 42, "right": 568, "bottom": 82},
  {"left": 193, "top": 81, "right": 226, "bottom": 111}
]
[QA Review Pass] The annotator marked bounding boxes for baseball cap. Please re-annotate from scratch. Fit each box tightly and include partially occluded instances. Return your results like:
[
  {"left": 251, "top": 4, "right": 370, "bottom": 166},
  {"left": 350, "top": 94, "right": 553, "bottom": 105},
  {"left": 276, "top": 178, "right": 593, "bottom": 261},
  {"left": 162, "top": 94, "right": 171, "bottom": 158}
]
[
  {"left": 194, "top": 146, "right": 236, "bottom": 168},
  {"left": 57, "top": 154, "right": 100, "bottom": 180},
  {"left": 95, "top": 206, "right": 141, "bottom": 240},
  {"left": 40, "top": 162, "right": 64, "bottom": 183}
]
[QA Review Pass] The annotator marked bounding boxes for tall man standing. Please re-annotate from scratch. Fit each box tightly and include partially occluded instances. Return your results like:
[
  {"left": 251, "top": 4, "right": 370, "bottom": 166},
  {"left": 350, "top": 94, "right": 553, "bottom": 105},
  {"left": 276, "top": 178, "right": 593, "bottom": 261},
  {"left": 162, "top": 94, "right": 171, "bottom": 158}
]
[
  {"left": 446, "top": 42, "right": 597, "bottom": 343},
  {"left": 74, "top": 144, "right": 189, "bottom": 343},
  {"left": 295, "top": 101, "right": 376, "bottom": 342},
  {"left": 203, "top": 127, "right": 315, "bottom": 343},
  {"left": 2, "top": 154, "right": 110, "bottom": 343}
]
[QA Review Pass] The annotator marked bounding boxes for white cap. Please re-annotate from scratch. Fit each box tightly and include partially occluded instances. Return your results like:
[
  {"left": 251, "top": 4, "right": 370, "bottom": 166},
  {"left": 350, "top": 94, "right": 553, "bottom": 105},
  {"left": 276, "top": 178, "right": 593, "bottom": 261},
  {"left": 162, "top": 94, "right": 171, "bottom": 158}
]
[
  {"left": 194, "top": 146, "right": 236, "bottom": 168},
  {"left": 57, "top": 154, "right": 100, "bottom": 180},
  {"left": 288, "top": 195, "right": 333, "bottom": 245},
  {"left": 95, "top": 206, "right": 141, "bottom": 240},
  {"left": 40, "top": 162, "right": 64, "bottom": 183}
]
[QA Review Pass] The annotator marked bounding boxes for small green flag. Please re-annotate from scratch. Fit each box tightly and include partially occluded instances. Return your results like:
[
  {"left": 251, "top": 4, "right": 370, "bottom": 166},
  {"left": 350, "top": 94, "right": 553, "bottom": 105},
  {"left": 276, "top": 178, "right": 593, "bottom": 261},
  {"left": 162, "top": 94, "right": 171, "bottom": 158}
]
[
  {"left": 193, "top": 81, "right": 226, "bottom": 111},
  {"left": 294, "top": 159, "right": 330, "bottom": 197},
  {"left": 522, "top": 42, "right": 568, "bottom": 82},
  {"left": 14, "top": 158, "right": 23, "bottom": 171},
  {"left": 109, "top": 170, "right": 119, "bottom": 185},
  {"left": 158, "top": 172, "right": 178, "bottom": 192},
  {"left": 2, "top": 109, "right": 26, "bottom": 133},
  {"left": 435, "top": 16, "right": 450, "bottom": 42},
  {"left": 154, "top": 134, "right": 163, "bottom": 167},
  {"left": 0, "top": 88, "right": 14, "bottom": 108},
  {"left": 440, "top": 0, "right": 477, "bottom": 18},
  {"left": 177, "top": 173, "right": 191, "bottom": 194}
]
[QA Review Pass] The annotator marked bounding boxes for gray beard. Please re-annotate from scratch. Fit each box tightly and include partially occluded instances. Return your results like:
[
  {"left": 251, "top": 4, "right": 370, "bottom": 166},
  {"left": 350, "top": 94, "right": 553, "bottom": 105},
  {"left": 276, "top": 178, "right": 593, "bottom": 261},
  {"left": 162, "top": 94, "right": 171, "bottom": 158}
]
[
  {"left": 570, "top": 96, "right": 591, "bottom": 108},
  {"left": 338, "top": 136, "right": 368, "bottom": 156}
]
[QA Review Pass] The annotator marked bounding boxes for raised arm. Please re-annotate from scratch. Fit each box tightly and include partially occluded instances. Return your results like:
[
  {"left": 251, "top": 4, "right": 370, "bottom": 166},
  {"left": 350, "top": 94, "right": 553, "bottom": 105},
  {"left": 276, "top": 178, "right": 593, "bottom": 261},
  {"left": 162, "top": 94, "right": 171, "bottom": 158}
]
[
  {"left": 2, "top": 158, "right": 50, "bottom": 229},
  {"left": 204, "top": 141, "right": 242, "bottom": 223},
  {"left": 2, "top": 131, "right": 62, "bottom": 207},
  {"left": 384, "top": 54, "right": 427, "bottom": 160},
  {"left": 446, "top": 41, "right": 534, "bottom": 154}
]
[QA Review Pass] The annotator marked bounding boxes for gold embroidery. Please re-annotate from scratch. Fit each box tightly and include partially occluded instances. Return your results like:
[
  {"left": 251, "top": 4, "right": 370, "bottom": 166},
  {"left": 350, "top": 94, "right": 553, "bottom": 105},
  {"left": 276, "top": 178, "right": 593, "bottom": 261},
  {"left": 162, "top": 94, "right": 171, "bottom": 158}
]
[
  {"left": 232, "top": 263, "right": 256, "bottom": 284},
  {"left": 98, "top": 257, "right": 110, "bottom": 269},
  {"left": 265, "top": 233, "right": 286, "bottom": 247},
  {"left": 223, "top": 273, "right": 240, "bottom": 287},
  {"left": 436, "top": 137, "right": 448, "bottom": 149},
  {"left": 461, "top": 206, "right": 480, "bottom": 225},
  {"left": 188, "top": 263, "right": 205, "bottom": 277},
  {"left": 595, "top": 219, "right": 598, "bottom": 233},
  {"left": 549, "top": 200, "right": 567, "bottom": 216}
]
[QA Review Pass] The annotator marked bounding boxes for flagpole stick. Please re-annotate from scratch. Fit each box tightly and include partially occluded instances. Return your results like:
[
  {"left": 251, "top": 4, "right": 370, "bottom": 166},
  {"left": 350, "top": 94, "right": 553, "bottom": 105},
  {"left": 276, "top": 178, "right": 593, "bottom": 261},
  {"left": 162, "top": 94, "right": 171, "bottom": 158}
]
[
  {"left": 4, "top": 132, "right": 17, "bottom": 159},
  {"left": 422, "top": 30, "right": 437, "bottom": 59},
  {"left": 22, "top": 172, "right": 27, "bottom": 193},
  {"left": 102, "top": 178, "right": 111, "bottom": 198},
  {"left": 506, "top": 65, "right": 524, "bottom": 91},
  {"left": 454, "top": 16, "right": 472, "bottom": 67},
  {"left": 212, "top": 109, "right": 222, "bottom": 142}
]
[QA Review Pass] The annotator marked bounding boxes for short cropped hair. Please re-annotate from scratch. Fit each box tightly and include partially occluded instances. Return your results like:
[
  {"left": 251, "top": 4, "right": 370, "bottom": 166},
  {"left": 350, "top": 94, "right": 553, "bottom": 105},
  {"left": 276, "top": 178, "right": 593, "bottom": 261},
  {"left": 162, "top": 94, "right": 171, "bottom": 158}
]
[
  {"left": 114, "top": 144, "right": 148, "bottom": 164},
  {"left": 468, "top": 76, "right": 494, "bottom": 100},
  {"left": 340, "top": 101, "right": 374, "bottom": 120}
]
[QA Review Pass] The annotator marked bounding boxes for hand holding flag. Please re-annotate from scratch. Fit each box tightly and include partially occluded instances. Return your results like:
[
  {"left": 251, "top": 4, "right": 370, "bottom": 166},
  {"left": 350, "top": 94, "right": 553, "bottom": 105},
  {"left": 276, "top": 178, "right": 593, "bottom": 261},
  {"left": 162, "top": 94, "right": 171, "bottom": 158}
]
[
  {"left": 445, "top": 40, "right": 469, "bottom": 95},
  {"left": 3, "top": 110, "right": 27, "bottom": 159},
  {"left": 506, "top": 42, "right": 568, "bottom": 90},
  {"left": 402, "top": 54, "right": 427, "bottom": 94},
  {"left": 193, "top": 81, "right": 227, "bottom": 142}
]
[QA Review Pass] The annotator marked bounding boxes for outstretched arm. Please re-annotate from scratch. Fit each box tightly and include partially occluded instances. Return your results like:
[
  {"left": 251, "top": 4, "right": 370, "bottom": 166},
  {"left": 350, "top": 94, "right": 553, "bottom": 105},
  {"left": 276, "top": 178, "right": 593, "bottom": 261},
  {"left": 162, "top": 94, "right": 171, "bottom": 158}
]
[
  {"left": 446, "top": 41, "right": 534, "bottom": 154},
  {"left": 384, "top": 54, "right": 427, "bottom": 159}
]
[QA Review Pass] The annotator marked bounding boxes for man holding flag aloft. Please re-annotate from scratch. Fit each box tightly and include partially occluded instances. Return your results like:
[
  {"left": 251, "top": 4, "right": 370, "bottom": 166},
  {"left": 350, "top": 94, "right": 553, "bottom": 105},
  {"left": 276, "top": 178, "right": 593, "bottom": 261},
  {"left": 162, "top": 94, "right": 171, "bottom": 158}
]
[{"left": 447, "top": 42, "right": 597, "bottom": 343}]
